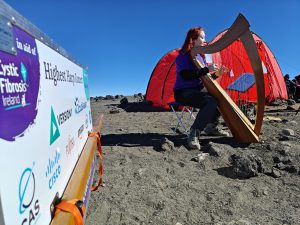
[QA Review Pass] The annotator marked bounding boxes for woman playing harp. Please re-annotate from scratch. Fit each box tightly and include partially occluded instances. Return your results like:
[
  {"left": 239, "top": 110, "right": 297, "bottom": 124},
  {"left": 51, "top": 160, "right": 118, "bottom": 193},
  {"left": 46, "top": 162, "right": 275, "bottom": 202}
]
[
  {"left": 173, "top": 27, "right": 230, "bottom": 150},
  {"left": 190, "top": 14, "right": 265, "bottom": 144}
]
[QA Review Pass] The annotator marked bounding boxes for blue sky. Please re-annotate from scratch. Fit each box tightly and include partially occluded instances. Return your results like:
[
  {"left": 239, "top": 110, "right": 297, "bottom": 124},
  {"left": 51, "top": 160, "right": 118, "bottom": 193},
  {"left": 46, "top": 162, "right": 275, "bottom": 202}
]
[{"left": 4, "top": 0, "right": 300, "bottom": 97}]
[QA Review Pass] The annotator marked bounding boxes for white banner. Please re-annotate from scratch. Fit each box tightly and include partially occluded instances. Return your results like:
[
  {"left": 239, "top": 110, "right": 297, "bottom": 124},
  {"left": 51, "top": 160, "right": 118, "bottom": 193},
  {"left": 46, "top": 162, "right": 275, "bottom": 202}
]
[{"left": 0, "top": 26, "right": 92, "bottom": 225}]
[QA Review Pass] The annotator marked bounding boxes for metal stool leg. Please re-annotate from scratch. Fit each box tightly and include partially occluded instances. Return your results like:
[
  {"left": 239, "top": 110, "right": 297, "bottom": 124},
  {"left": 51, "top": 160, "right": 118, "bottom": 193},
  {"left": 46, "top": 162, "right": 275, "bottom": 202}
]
[{"left": 170, "top": 105, "right": 195, "bottom": 135}]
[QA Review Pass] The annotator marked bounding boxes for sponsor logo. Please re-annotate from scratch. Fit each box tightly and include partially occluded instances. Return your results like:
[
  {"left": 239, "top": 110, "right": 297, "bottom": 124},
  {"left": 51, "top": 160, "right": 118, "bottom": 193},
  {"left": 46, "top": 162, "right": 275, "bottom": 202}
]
[
  {"left": 74, "top": 97, "right": 87, "bottom": 114},
  {"left": 0, "top": 61, "right": 29, "bottom": 110},
  {"left": 18, "top": 162, "right": 40, "bottom": 224},
  {"left": 66, "top": 136, "right": 75, "bottom": 156},
  {"left": 50, "top": 107, "right": 72, "bottom": 145},
  {"left": 50, "top": 107, "right": 60, "bottom": 145},
  {"left": 0, "top": 27, "right": 40, "bottom": 141},
  {"left": 43, "top": 62, "right": 83, "bottom": 86},
  {"left": 45, "top": 149, "right": 61, "bottom": 190},
  {"left": 78, "top": 124, "right": 84, "bottom": 140},
  {"left": 57, "top": 108, "right": 72, "bottom": 126},
  {"left": 85, "top": 113, "right": 88, "bottom": 129},
  {"left": 0, "top": 61, "right": 19, "bottom": 76},
  {"left": 83, "top": 69, "right": 90, "bottom": 101}
]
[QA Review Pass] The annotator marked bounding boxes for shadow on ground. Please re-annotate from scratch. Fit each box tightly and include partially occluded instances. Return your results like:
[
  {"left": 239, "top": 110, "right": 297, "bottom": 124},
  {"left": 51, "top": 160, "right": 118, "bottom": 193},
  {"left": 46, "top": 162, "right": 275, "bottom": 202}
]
[
  {"left": 101, "top": 132, "right": 245, "bottom": 150},
  {"left": 101, "top": 133, "right": 186, "bottom": 149}
]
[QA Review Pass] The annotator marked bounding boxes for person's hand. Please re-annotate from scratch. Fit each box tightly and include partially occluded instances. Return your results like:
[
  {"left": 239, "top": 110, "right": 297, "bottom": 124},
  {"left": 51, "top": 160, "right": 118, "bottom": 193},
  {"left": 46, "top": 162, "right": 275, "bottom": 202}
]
[
  {"left": 207, "top": 63, "right": 218, "bottom": 73},
  {"left": 214, "top": 65, "right": 228, "bottom": 77},
  {"left": 207, "top": 64, "right": 228, "bottom": 79}
]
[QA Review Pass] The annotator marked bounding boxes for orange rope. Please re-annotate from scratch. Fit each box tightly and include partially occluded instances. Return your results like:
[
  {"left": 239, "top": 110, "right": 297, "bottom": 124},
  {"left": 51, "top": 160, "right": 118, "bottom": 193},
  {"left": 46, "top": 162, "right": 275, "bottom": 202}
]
[{"left": 55, "top": 199, "right": 86, "bottom": 225}]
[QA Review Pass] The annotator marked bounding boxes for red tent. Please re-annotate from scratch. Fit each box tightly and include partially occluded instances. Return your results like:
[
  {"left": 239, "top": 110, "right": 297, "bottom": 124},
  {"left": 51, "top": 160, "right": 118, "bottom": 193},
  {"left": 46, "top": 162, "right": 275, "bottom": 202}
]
[
  {"left": 146, "top": 49, "right": 180, "bottom": 109},
  {"left": 146, "top": 32, "right": 287, "bottom": 109}
]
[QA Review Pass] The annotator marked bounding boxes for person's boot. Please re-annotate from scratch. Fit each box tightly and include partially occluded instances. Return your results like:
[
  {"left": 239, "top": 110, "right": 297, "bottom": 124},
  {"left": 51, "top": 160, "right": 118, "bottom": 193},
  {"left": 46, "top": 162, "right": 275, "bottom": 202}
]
[
  {"left": 203, "top": 123, "right": 230, "bottom": 136},
  {"left": 187, "top": 128, "right": 201, "bottom": 150}
]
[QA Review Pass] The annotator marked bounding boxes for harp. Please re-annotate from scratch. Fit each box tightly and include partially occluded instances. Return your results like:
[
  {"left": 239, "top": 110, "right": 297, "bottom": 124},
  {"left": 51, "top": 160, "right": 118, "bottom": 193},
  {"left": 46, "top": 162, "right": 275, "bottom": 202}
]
[{"left": 190, "top": 14, "right": 265, "bottom": 143}]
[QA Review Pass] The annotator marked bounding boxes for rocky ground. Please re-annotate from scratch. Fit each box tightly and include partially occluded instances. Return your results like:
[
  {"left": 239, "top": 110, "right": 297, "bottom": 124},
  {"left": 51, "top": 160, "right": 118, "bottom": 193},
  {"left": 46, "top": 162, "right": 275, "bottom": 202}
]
[{"left": 85, "top": 95, "right": 300, "bottom": 225}]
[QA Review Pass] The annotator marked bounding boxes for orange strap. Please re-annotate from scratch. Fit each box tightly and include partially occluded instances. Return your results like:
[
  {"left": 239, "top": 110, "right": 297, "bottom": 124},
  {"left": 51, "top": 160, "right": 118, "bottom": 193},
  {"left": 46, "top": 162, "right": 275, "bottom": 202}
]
[
  {"left": 55, "top": 199, "right": 86, "bottom": 225},
  {"left": 88, "top": 131, "right": 103, "bottom": 191}
]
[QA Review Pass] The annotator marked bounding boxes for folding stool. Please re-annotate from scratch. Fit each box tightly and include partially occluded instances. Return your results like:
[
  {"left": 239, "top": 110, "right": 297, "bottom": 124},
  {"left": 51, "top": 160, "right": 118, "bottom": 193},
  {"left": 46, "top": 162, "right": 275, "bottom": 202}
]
[{"left": 168, "top": 102, "right": 195, "bottom": 135}]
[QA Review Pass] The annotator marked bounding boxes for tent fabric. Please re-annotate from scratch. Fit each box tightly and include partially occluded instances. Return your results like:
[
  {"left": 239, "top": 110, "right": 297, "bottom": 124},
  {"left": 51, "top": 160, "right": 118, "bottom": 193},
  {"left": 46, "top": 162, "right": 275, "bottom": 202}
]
[
  {"left": 146, "top": 32, "right": 287, "bottom": 109},
  {"left": 146, "top": 49, "right": 180, "bottom": 109},
  {"left": 254, "top": 34, "right": 288, "bottom": 102},
  {"left": 211, "top": 31, "right": 288, "bottom": 104}
]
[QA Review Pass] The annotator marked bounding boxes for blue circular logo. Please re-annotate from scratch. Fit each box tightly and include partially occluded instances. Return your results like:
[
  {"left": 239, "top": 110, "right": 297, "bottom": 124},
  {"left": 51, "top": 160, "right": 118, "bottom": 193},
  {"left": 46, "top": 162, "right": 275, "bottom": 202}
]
[{"left": 18, "top": 164, "right": 35, "bottom": 214}]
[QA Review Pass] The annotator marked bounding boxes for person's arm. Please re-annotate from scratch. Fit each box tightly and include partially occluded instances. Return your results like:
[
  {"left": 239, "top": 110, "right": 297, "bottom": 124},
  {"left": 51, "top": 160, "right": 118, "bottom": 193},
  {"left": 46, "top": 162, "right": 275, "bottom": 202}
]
[{"left": 180, "top": 67, "right": 209, "bottom": 80}]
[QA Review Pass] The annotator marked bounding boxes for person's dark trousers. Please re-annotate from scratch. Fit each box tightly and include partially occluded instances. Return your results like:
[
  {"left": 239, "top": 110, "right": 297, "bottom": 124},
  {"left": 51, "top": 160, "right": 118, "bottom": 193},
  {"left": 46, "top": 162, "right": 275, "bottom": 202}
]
[{"left": 174, "top": 87, "right": 220, "bottom": 131}]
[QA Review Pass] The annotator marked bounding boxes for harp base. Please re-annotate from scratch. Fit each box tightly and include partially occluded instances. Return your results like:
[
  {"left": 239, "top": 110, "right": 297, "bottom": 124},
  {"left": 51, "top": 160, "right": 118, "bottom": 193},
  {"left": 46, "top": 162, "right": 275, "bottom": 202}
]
[{"left": 202, "top": 75, "right": 260, "bottom": 143}]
